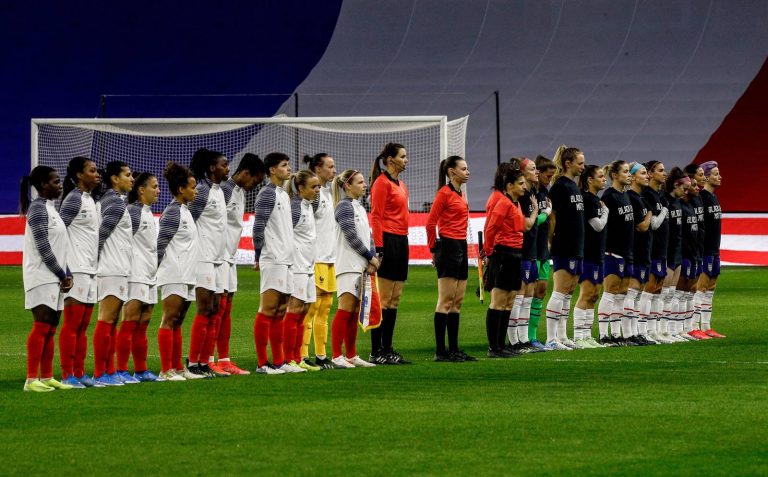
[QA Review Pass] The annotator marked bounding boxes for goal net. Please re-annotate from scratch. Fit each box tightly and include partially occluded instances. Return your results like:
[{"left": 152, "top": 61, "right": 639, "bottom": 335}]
[{"left": 32, "top": 115, "right": 470, "bottom": 265}]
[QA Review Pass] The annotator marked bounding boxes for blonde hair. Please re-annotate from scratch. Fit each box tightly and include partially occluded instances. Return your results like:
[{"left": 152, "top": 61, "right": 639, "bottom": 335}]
[
  {"left": 284, "top": 169, "right": 316, "bottom": 198},
  {"left": 331, "top": 169, "right": 362, "bottom": 207},
  {"left": 552, "top": 145, "right": 583, "bottom": 182}
]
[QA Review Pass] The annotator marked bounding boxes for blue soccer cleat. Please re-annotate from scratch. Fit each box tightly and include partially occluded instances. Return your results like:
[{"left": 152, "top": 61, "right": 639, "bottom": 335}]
[
  {"left": 62, "top": 376, "right": 86, "bottom": 389},
  {"left": 117, "top": 370, "right": 140, "bottom": 384},
  {"left": 95, "top": 374, "right": 124, "bottom": 386},
  {"left": 133, "top": 370, "right": 161, "bottom": 382},
  {"left": 78, "top": 374, "right": 105, "bottom": 388}
]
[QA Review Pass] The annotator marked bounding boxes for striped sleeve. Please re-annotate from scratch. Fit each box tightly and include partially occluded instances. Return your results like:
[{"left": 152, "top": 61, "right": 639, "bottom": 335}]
[
  {"left": 188, "top": 181, "right": 210, "bottom": 222},
  {"left": 290, "top": 196, "right": 302, "bottom": 228},
  {"left": 127, "top": 203, "right": 142, "bottom": 235},
  {"left": 157, "top": 204, "right": 180, "bottom": 265},
  {"left": 27, "top": 201, "right": 67, "bottom": 280},
  {"left": 221, "top": 179, "right": 234, "bottom": 204},
  {"left": 335, "top": 200, "right": 374, "bottom": 261},
  {"left": 98, "top": 193, "right": 126, "bottom": 256},
  {"left": 311, "top": 196, "right": 320, "bottom": 213},
  {"left": 58, "top": 190, "right": 82, "bottom": 228},
  {"left": 252, "top": 185, "right": 275, "bottom": 260}
]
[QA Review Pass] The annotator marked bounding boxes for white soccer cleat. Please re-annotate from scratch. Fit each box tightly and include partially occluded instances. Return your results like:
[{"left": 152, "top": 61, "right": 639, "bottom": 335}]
[
  {"left": 545, "top": 340, "right": 572, "bottom": 351},
  {"left": 574, "top": 339, "right": 596, "bottom": 349},
  {"left": 159, "top": 370, "right": 186, "bottom": 382},
  {"left": 560, "top": 337, "right": 580, "bottom": 349},
  {"left": 278, "top": 362, "right": 307, "bottom": 373},
  {"left": 256, "top": 364, "right": 286, "bottom": 375},
  {"left": 332, "top": 356, "right": 355, "bottom": 368},
  {"left": 346, "top": 355, "right": 376, "bottom": 367},
  {"left": 584, "top": 337, "right": 605, "bottom": 348},
  {"left": 178, "top": 367, "right": 205, "bottom": 380}
]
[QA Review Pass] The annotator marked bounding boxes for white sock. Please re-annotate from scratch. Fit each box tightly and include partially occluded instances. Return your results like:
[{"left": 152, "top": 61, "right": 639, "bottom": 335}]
[
  {"left": 684, "top": 291, "right": 694, "bottom": 332},
  {"left": 639, "top": 292, "right": 653, "bottom": 335},
  {"left": 624, "top": 289, "right": 639, "bottom": 337},
  {"left": 558, "top": 294, "right": 571, "bottom": 341},
  {"left": 597, "top": 293, "right": 614, "bottom": 338},
  {"left": 573, "top": 307, "right": 585, "bottom": 340},
  {"left": 546, "top": 292, "right": 565, "bottom": 342},
  {"left": 612, "top": 294, "right": 625, "bottom": 338},
  {"left": 518, "top": 297, "right": 532, "bottom": 343},
  {"left": 658, "top": 288, "right": 671, "bottom": 334},
  {"left": 508, "top": 295, "right": 523, "bottom": 344},
  {"left": 701, "top": 290, "right": 714, "bottom": 330},
  {"left": 693, "top": 290, "right": 704, "bottom": 330},
  {"left": 673, "top": 289, "right": 685, "bottom": 334}
]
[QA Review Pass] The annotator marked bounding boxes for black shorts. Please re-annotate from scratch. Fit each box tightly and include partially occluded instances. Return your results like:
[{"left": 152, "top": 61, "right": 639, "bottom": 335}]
[
  {"left": 378, "top": 232, "right": 409, "bottom": 281},
  {"left": 487, "top": 245, "right": 522, "bottom": 292},
  {"left": 434, "top": 238, "right": 468, "bottom": 280}
]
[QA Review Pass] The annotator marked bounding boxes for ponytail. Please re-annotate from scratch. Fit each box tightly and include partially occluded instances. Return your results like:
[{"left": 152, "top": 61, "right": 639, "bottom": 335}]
[
  {"left": 438, "top": 155, "right": 464, "bottom": 190},
  {"left": 128, "top": 172, "right": 156, "bottom": 204},
  {"left": 370, "top": 142, "right": 404, "bottom": 185},
  {"left": 20, "top": 166, "right": 56, "bottom": 215},
  {"left": 62, "top": 156, "right": 91, "bottom": 201},
  {"left": 303, "top": 153, "right": 330, "bottom": 173},
  {"left": 580, "top": 165, "right": 601, "bottom": 193},
  {"left": 665, "top": 167, "right": 686, "bottom": 194},
  {"left": 19, "top": 175, "right": 32, "bottom": 216},
  {"left": 285, "top": 169, "right": 316, "bottom": 198},
  {"left": 491, "top": 162, "right": 512, "bottom": 191},
  {"left": 332, "top": 169, "right": 360, "bottom": 207}
]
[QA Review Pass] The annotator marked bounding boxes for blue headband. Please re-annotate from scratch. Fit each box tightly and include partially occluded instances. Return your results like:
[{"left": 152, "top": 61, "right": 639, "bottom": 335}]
[{"left": 629, "top": 163, "right": 643, "bottom": 175}]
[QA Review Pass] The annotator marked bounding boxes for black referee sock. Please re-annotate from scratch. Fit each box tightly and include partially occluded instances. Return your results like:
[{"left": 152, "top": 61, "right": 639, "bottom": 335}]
[
  {"left": 496, "top": 309, "right": 509, "bottom": 350},
  {"left": 446, "top": 312, "right": 460, "bottom": 353},
  {"left": 485, "top": 308, "right": 497, "bottom": 350},
  {"left": 382, "top": 308, "right": 397, "bottom": 351},
  {"left": 434, "top": 312, "right": 448, "bottom": 355},
  {"left": 370, "top": 327, "right": 382, "bottom": 355}
]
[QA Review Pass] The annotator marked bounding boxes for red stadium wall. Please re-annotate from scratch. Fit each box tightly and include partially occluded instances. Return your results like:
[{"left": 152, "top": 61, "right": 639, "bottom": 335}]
[{"left": 695, "top": 58, "right": 768, "bottom": 212}]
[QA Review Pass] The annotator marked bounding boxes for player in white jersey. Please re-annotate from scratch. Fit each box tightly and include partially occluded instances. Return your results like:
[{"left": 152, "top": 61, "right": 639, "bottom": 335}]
[
  {"left": 329, "top": 169, "right": 380, "bottom": 369},
  {"left": 213, "top": 153, "right": 264, "bottom": 375},
  {"left": 252, "top": 153, "right": 294, "bottom": 375},
  {"left": 156, "top": 163, "right": 200, "bottom": 381},
  {"left": 92, "top": 161, "right": 135, "bottom": 386},
  {"left": 20, "top": 166, "right": 75, "bottom": 392},
  {"left": 281, "top": 170, "right": 321, "bottom": 372},
  {"left": 58, "top": 157, "right": 101, "bottom": 387},
  {"left": 300, "top": 153, "right": 337, "bottom": 369},
  {"left": 186, "top": 148, "right": 229, "bottom": 378},
  {"left": 116, "top": 172, "right": 162, "bottom": 382}
]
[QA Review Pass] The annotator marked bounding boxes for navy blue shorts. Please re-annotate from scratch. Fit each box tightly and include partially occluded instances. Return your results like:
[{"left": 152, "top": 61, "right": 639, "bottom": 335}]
[
  {"left": 552, "top": 257, "right": 583, "bottom": 276},
  {"left": 521, "top": 260, "right": 539, "bottom": 284},
  {"left": 704, "top": 255, "right": 721, "bottom": 278},
  {"left": 650, "top": 259, "right": 667, "bottom": 279},
  {"left": 604, "top": 254, "right": 627, "bottom": 278},
  {"left": 579, "top": 260, "right": 604, "bottom": 284},
  {"left": 632, "top": 264, "right": 650, "bottom": 284},
  {"left": 681, "top": 258, "right": 697, "bottom": 280}
]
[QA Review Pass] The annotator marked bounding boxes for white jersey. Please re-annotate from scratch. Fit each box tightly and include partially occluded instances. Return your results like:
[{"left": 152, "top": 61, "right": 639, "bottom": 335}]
[
  {"left": 334, "top": 198, "right": 375, "bottom": 275},
  {"left": 128, "top": 203, "right": 158, "bottom": 285},
  {"left": 291, "top": 195, "right": 316, "bottom": 274},
  {"left": 189, "top": 180, "right": 226, "bottom": 264},
  {"left": 313, "top": 184, "right": 336, "bottom": 264},
  {"left": 97, "top": 190, "right": 132, "bottom": 277},
  {"left": 222, "top": 178, "right": 244, "bottom": 265},
  {"left": 252, "top": 182, "right": 294, "bottom": 266},
  {"left": 156, "top": 201, "right": 198, "bottom": 286},
  {"left": 59, "top": 189, "right": 98, "bottom": 274},
  {"left": 23, "top": 199, "right": 69, "bottom": 291}
]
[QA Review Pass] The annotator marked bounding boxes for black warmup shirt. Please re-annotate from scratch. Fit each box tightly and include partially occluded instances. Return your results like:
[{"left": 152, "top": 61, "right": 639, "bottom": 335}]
[
  {"left": 680, "top": 198, "right": 701, "bottom": 260},
  {"left": 602, "top": 187, "right": 634, "bottom": 259},
  {"left": 628, "top": 189, "right": 651, "bottom": 265},
  {"left": 582, "top": 191, "right": 606, "bottom": 263},
  {"left": 692, "top": 195, "right": 706, "bottom": 260},
  {"left": 665, "top": 193, "right": 683, "bottom": 266},
  {"left": 535, "top": 186, "right": 551, "bottom": 261},
  {"left": 642, "top": 186, "right": 669, "bottom": 260},
  {"left": 520, "top": 189, "right": 538, "bottom": 261},
  {"left": 549, "top": 176, "right": 584, "bottom": 259},
  {"left": 700, "top": 189, "right": 722, "bottom": 256}
]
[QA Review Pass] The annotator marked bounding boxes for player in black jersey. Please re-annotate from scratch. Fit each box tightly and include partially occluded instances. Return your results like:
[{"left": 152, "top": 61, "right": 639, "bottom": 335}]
[
  {"left": 529, "top": 156, "right": 555, "bottom": 350},
  {"left": 544, "top": 146, "right": 585, "bottom": 350},
  {"left": 574, "top": 165, "right": 608, "bottom": 348},
  {"left": 679, "top": 164, "right": 707, "bottom": 340},
  {"left": 696, "top": 161, "right": 725, "bottom": 338},
  {"left": 626, "top": 163, "right": 654, "bottom": 345},
  {"left": 597, "top": 160, "right": 634, "bottom": 347},
  {"left": 640, "top": 160, "right": 672, "bottom": 343},
  {"left": 661, "top": 167, "right": 690, "bottom": 342}
]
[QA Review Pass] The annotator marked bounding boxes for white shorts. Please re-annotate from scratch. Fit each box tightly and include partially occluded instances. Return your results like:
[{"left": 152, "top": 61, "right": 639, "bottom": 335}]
[
  {"left": 25, "top": 283, "right": 65, "bottom": 311},
  {"left": 215, "top": 262, "right": 229, "bottom": 293},
  {"left": 228, "top": 262, "right": 238, "bottom": 293},
  {"left": 195, "top": 262, "right": 217, "bottom": 292},
  {"left": 127, "top": 282, "right": 158, "bottom": 305},
  {"left": 97, "top": 276, "right": 129, "bottom": 302},
  {"left": 336, "top": 272, "right": 363, "bottom": 298},
  {"left": 291, "top": 273, "right": 317, "bottom": 303},
  {"left": 259, "top": 263, "right": 293, "bottom": 295},
  {"left": 66, "top": 272, "right": 97, "bottom": 304},
  {"left": 161, "top": 283, "right": 196, "bottom": 301}
]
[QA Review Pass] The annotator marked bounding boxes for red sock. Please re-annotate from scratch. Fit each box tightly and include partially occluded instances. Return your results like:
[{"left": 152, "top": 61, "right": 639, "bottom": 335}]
[
  {"left": 116, "top": 321, "right": 137, "bottom": 371},
  {"left": 59, "top": 303, "right": 83, "bottom": 378},
  {"left": 40, "top": 326, "right": 57, "bottom": 379},
  {"left": 270, "top": 314, "right": 285, "bottom": 366},
  {"left": 107, "top": 322, "right": 118, "bottom": 375},
  {"left": 132, "top": 322, "right": 150, "bottom": 373},
  {"left": 74, "top": 304, "right": 94, "bottom": 378},
  {"left": 345, "top": 310, "right": 358, "bottom": 358},
  {"left": 157, "top": 328, "right": 173, "bottom": 373},
  {"left": 203, "top": 301, "right": 225, "bottom": 364},
  {"left": 282, "top": 312, "right": 302, "bottom": 363},
  {"left": 188, "top": 314, "right": 209, "bottom": 364},
  {"left": 217, "top": 298, "right": 232, "bottom": 360},
  {"left": 331, "top": 309, "right": 352, "bottom": 359},
  {"left": 93, "top": 321, "right": 111, "bottom": 377},
  {"left": 294, "top": 313, "right": 306, "bottom": 363},
  {"left": 172, "top": 326, "right": 183, "bottom": 370},
  {"left": 26, "top": 322, "right": 50, "bottom": 379},
  {"left": 254, "top": 313, "right": 271, "bottom": 367}
]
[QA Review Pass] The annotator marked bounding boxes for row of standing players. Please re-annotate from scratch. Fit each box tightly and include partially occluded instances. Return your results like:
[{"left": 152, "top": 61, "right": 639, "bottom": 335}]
[{"left": 20, "top": 144, "right": 425, "bottom": 390}]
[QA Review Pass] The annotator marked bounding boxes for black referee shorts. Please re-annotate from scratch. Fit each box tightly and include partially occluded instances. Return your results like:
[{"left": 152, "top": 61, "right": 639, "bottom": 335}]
[
  {"left": 434, "top": 237, "right": 468, "bottom": 280},
  {"left": 487, "top": 245, "right": 522, "bottom": 292},
  {"left": 378, "top": 232, "right": 409, "bottom": 281}
]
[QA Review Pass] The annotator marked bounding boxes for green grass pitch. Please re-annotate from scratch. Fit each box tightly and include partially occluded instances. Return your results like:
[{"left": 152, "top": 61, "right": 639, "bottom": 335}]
[{"left": 0, "top": 265, "right": 766, "bottom": 476}]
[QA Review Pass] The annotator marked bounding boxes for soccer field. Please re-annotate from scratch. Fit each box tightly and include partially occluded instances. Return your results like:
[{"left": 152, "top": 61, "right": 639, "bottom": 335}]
[{"left": 0, "top": 265, "right": 766, "bottom": 476}]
